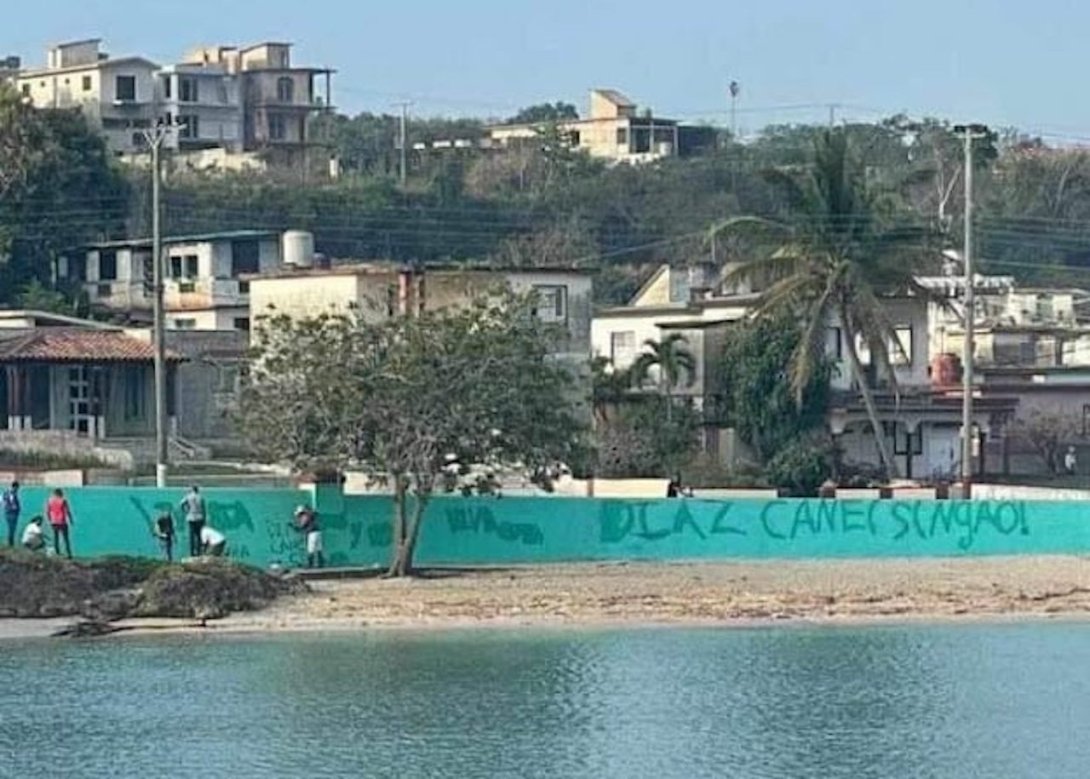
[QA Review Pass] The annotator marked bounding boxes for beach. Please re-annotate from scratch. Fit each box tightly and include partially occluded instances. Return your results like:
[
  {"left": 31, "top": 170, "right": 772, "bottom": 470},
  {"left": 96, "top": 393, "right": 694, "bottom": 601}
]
[{"left": 135, "top": 555, "right": 1090, "bottom": 634}]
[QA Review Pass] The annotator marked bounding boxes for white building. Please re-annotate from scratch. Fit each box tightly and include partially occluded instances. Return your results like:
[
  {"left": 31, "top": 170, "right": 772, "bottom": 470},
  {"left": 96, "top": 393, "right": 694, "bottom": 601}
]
[
  {"left": 15, "top": 39, "right": 159, "bottom": 154},
  {"left": 61, "top": 229, "right": 283, "bottom": 331},
  {"left": 158, "top": 62, "right": 242, "bottom": 153}
]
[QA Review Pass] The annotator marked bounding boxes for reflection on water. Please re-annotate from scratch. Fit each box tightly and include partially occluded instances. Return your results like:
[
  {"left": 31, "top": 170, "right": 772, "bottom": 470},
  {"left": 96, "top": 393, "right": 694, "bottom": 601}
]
[{"left": 0, "top": 622, "right": 1089, "bottom": 778}]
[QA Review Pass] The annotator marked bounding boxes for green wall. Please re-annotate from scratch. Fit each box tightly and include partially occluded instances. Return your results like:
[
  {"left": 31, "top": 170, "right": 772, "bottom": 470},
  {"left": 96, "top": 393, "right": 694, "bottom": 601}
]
[{"left": 5, "top": 487, "right": 1087, "bottom": 568}]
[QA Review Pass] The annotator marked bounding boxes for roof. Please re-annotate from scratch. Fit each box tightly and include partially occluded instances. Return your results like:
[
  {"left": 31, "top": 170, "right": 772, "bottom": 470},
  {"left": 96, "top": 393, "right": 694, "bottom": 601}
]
[
  {"left": 247, "top": 262, "right": 592, "bottom": 281},
  {"left": 592, "top": 89, "right": 635, "bottom": 107},
  {"left": 0, "top": 330, "right": 183, "bottom": 364},
  {"left": 18, "top": 56, "right": 159, "bottom": 78},
  {"left": 76, "top": 230, "right": 278, "bottom": 251},
  {"left": 0, "top": 310, "right": 116, "bottom": 330}
]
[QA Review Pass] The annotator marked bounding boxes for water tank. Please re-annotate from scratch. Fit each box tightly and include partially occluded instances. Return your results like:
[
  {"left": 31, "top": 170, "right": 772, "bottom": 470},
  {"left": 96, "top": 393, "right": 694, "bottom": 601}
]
[{"left": 282, "top": 230, "right": 314, "bottom": 268}]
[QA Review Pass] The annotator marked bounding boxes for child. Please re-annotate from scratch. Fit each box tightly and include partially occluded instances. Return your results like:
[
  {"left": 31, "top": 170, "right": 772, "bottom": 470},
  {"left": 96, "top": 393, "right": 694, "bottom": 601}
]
[
  {"left": 293, "top": 506, "right": 324, "bottom": 569},
  {"left": 21, "top": 516, "right": 45, "bottom": 552},
  {"left": 45, "top": 489, "right": 73, "bottom": 559},
  {"left": 154, "top": 512, "right": 175, "bottom": 562}
]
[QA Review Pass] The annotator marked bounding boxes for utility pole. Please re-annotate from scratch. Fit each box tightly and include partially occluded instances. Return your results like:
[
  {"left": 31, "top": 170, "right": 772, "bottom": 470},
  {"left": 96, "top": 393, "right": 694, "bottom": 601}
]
[
  {"left": 728, "top": 80, "right": 740, "bottom": 141},
  {"left": 140, "top": 122, "right": 175, "bottom": 489},
  {"left": 394, "top": 101, "right": 412, "bottom": 186},
  {"left": 828, "top": 103, "right": 839, "bottom": 128},
  {"left": 954, "top": 123, "right": 989, "bottom": 498}
]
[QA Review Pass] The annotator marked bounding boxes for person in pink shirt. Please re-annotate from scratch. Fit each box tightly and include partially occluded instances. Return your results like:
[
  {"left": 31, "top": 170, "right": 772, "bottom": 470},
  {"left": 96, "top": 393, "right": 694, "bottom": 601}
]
[{"left": 44, "top": 488, "right": 74, "bottom": 559}]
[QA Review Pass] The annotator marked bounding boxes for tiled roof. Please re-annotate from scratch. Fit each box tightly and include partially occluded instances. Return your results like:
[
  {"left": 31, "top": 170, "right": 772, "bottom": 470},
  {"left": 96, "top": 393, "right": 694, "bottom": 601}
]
[{"left": 0, "top": 330, "right": 184, "bottom": 363}]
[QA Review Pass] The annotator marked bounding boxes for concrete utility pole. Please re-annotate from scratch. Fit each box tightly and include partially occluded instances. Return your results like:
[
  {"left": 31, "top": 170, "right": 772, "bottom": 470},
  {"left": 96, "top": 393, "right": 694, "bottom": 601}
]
[
  {"left": 954, "top": 123, "right": 990, "bottom": 498},
  {"left": 140, "top": 123, "right": 174, "bottom": 488},
  {"left": 394, "top": 101, "right": 412, "bottom": 185}
]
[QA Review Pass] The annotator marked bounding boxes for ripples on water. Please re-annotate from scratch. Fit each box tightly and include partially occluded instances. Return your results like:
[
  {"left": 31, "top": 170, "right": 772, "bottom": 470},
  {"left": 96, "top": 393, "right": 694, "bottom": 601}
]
[{"left": 0, "top": 622, "right": 1088, "bottom": 778}]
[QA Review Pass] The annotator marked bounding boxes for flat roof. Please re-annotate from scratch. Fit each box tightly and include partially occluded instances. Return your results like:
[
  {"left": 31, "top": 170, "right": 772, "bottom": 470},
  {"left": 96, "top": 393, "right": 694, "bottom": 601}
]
[
  {"left": 248, "top": 262, "right": 592, "bottom": 280},
  {"left": 18, "top": 56, "right": 159, "bottom": 78},
  {"left": 77, "top": 230, "right": 278, "bottom": 250}
]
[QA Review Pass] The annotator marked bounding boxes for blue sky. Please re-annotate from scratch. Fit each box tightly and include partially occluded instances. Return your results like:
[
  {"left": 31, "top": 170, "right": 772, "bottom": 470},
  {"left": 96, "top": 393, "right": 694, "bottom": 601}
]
[{"left": 5, "top": 0, "right": 1087, "bottom": 138}]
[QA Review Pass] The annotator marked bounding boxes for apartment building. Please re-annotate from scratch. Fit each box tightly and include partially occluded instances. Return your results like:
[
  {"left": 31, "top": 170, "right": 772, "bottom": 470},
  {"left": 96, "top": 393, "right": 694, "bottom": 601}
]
[
  {"left": 15, "top": 40, "right": 159, "bottom": 154},
  {"left": 61, "top": 229, "right": 286, "bottom": 331},
  {"left": 158, "top": 62, "right": 243, "bottom": 153}
]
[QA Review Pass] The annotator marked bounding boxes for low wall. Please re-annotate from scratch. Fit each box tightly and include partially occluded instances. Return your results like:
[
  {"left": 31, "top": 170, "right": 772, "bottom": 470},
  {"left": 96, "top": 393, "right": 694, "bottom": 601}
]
[{"left": 4, "top": 486, "right": 1087, "bottom": 569}]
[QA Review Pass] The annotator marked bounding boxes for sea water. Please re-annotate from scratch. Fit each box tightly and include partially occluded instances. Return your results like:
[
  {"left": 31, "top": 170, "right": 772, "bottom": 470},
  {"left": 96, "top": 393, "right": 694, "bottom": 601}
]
[{"left": 0, "top": 622, "right": 1088, "bottom": 778}]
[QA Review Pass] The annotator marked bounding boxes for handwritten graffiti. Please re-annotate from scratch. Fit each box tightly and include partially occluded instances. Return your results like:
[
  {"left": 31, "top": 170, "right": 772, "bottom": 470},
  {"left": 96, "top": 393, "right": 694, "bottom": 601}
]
[
  {"left": 600, "top": 499, "right": 1031, "bottom": 552},
  {"left": 446, "top": 506, "right": 544, "bottom": 546},
  {"left": 601, "top": 501, "right": 745, "bottom": 543}
]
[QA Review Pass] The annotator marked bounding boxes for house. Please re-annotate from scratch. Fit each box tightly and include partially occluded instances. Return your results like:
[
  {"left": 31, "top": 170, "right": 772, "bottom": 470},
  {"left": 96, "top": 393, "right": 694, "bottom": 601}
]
[
  {"left": 15, "top": 40, "right": 159, "bottom": 154},
  {"left": 247, "top": 262, "right": 593, "bottom": 382},
  {"left": 61, "top": 229, "right": 286, "bottom": 331},
  {"left": 592, "top": 264, "right": 1017, "bottom": 480},
  {"left": 181, "top": 43, "right": 334, "bottom": 174},
  {"left": 158, "top": 61, "right": 243, "bottom": 154},
  {"left": 0, "top": 311, "right": 182, "bottom": 467},
  {"left": 485, "top": 89, "right": 712, "bottom": 165}
]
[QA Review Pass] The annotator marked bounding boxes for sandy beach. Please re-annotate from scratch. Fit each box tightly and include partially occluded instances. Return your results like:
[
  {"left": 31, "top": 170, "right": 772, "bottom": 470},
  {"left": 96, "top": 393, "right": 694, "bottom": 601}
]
[
  {"left": 149, "top": 555, "right": 1090, "bottom": 634},
  {"left": 8, "top": 556, "right": 1090, "bottom": 638}
]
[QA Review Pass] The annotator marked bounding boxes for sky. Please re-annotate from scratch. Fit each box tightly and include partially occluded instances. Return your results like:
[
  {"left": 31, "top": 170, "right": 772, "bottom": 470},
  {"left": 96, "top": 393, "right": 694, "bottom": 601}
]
[{"left": 5, "top": 0, "right": 1090, "bottom": 140}]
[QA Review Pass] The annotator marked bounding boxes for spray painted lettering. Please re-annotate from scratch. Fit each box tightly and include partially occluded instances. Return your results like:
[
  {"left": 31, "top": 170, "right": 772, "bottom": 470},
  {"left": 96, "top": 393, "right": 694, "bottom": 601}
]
[
  {"left": 600, "top": 501, "right": 746, "bottom": 544},
  {"left": 446, "top": 506, "right": 544, "bottom": 546}
]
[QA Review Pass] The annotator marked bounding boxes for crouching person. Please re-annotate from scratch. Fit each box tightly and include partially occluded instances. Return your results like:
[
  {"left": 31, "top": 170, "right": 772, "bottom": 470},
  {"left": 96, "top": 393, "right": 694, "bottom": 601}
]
[
  {"left": 200, "top": 525, "right": 227, "bottom": 558},
  {"left": 21, "top": 516, "right": 45, "bottom": 552}
]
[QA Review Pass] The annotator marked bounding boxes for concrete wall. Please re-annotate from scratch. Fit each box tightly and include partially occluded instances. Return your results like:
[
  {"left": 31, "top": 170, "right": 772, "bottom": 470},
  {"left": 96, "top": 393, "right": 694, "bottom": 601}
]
[{"left": 2, "top": 487, "right": 1085, "bottom": 570}]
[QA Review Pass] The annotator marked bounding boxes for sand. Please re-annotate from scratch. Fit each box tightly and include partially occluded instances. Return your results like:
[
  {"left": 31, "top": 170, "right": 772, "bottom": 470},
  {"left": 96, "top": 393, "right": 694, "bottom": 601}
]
[{"left": 12, "top": 556, "right": 1090, "bottom": 638}]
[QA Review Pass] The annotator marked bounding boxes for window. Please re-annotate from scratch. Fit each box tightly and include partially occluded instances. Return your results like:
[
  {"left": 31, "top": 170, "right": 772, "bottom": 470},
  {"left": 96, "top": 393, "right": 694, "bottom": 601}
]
[
  {"left": 216, "top": 363, "right": 241, "bottom": 394},
  {"left": 162, "top": 75, "right": 171, "bottom": 99},
  {"left": 231, "top": 240, "right": 260, "bottom": 276},
  {"left": 616, "top": 127, "right": 628, "bottom": 145},
  {"left": 98, "top": 250, "right": 117, "bottom": 281},
  {"left": 115, "top": 75, "right": 136, "bottom": 102},
  {"left": 185, "top": 255, "right": 199, "bottom": 278},
  {"left": 610, "top": 331, "right": 637, "bottom": 366},
  {"left": 20, "top": 84, "right": 29, "bottom": 97},
  {"left": 170, "top": 254, "right": 199, "bottom": 279},
  {"left": 268, "top": 114, "right": 286, "bottom": 140},
  {"left": 217, "top": 80, "right": 228, "bottom": 104},
  {"left": 122, "top": 366, "right": 146, "bottom": 421},
  {"left": 233, "top": 317, "right": 251, "bottom": 332},
  {"left": 532, "top": 285, "right": 567, "bottom": 323},
  {"left": 172, "top": 318, "right": 197, "bottom": 330},
  {"left": 179, "top": 77, "right": 198, "bottom": 103},
  {"left": 890, "top": 326, "right": 913, "bottom": 366},
  {"left": 170, "top": 256, "right": 183, "bottom": 279},
  {"left": 276, "top": 77, "right": 294, "bottom": 103},
  {"left": 82, "top": 75, "right": 92, "bottom": 92},
  {"left": 178, "top": 115, "right": 199, "bottom": 139}
]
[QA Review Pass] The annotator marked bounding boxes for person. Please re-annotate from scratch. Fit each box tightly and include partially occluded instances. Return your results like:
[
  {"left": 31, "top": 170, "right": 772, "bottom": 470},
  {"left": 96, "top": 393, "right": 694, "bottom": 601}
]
[
  {"left": 21, "top": 516, "right": 44, "bottom": 552},
  {"left": 199, "top": 525, "right": 227, "bottom": 557},
  {"left": 292, "top": 505, "right": 324, "bottom": 569},
  {"left": 44, "top": 489, "right": 73, "bottom": 559},
  {"left": 180, "top": 485, "right": 206, "bottom": 558},
  {"left": 153, "top": 512, "right": 175, "bottom": 562},
  {"left": 2, "top": 481, "right": 20, "bottom": 547},
  {"left": 666, "top": 478, "right": 680, "bottom": 498},
  {"left": 1065, "top": 446, "right": 1078, "bottom": 476}
]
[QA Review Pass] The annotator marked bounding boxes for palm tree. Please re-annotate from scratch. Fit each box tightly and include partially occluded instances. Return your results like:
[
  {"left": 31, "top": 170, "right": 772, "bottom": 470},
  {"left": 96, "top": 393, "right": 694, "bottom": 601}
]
[
  {"left": 710, "top": 130, "right": 936, "bottom": 479},
  {"left": 631, "top": 334, "right": 697, "bottom": 420},
  {"left": 591, "top": 356, "right": 634, "bottom": 425}
]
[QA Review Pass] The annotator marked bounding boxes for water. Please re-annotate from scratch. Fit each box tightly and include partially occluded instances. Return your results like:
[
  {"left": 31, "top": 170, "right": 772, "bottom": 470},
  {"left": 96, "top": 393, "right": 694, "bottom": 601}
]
[{"left": 0, "top": 622, "right": 1088, "bottom": 778}]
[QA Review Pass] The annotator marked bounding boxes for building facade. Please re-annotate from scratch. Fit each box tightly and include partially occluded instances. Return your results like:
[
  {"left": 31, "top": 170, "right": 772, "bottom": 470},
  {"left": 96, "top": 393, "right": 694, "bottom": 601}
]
[
  {"left": 15, "top": 40, "right": 159, "bottom": 154},
  {"left": 61, "top": 230, "right": 284, "bottom": 331}
]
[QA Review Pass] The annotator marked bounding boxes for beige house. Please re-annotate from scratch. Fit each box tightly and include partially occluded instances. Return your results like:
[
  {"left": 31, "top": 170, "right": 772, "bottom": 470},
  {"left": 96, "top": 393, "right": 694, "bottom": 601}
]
[
  {"left": 181, "top": 43, "right": 334, "bottom": 173},
  {"left": 487, "top": 89, "right": 684, "bottom": 164},
  {"left": 248, "top": 263, "right": 593, "bottom": 381},
  {"left": 15, "top": 39, "right": 159, "bottom": 154}
]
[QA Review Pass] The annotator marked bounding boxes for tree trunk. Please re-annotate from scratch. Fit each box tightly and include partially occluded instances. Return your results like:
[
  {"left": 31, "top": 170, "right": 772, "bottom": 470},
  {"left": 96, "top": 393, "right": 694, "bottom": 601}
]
[
  {"left": 844, "top": 334, "right": 899, "bottom": 480},
  {"left": 385, "top": 476, "right": 409, "bottom": 578}
]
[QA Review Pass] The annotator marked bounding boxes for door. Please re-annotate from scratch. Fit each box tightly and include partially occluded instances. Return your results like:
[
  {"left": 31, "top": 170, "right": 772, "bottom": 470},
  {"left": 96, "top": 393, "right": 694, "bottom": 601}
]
[{"left": 67, "top": 366, "right": 92, "bottom": 436}]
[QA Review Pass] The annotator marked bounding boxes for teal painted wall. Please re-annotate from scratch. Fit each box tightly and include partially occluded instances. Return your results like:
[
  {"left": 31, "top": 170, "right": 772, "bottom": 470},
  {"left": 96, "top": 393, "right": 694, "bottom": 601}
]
[{"left": 3, "top": 487, "right": 1088, "bottom": 567}]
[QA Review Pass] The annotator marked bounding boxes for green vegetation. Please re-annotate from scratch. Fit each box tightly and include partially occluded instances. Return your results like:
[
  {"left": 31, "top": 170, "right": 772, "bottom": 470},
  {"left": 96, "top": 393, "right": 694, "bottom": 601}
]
[{"left": 238, "top": 293, "right": 587, "bottom": 577}]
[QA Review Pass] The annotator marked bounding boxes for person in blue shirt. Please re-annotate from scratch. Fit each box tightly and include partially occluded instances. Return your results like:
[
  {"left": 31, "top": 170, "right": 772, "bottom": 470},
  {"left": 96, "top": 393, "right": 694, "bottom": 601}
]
[{"left": 2, "top": 481, "right": 20, "bottom": 547}]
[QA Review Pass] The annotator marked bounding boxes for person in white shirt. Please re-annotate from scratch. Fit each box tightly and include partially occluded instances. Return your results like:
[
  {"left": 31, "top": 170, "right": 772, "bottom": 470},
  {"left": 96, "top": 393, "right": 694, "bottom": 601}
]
[
  {"left": 1065, "top": 446, "right": 1078, "bottom": 476},
  {"left": 199, "top": 525, "right": 227, "bottom": 557},
  {"left": 21, "top": 517, "right": 44, "bottom": 552}
]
